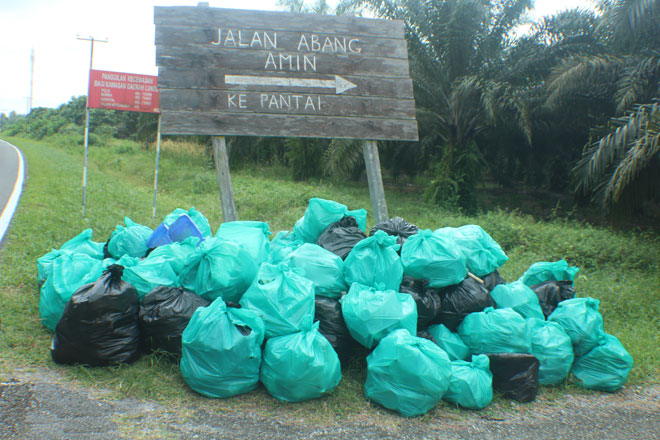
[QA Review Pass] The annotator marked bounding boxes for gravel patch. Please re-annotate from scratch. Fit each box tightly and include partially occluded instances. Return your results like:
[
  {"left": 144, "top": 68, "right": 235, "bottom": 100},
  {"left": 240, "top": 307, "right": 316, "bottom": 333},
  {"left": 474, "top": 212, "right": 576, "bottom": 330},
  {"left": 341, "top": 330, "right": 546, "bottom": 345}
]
[{"left": 1, "top": 368, "right": 658, "bottom": 440}]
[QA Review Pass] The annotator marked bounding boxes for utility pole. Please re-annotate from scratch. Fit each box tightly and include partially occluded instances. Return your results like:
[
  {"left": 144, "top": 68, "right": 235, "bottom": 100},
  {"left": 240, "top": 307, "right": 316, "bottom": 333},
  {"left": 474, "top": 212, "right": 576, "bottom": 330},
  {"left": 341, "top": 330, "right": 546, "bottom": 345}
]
[
  {"left": 77, "top": 35, "right": 107, "bottom": 217},
  {"left": 26, "top": 48, "right": 34, "bottom": 134}
]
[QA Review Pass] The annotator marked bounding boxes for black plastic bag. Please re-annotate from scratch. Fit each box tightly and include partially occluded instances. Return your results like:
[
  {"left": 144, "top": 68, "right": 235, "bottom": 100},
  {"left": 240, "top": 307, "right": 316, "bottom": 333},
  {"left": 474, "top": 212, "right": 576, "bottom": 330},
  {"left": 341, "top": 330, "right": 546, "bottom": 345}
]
[
  {"left": 399, "top": 276, "right": 443, "bottom": 328},
  {"left": 51, "top": 265, "right": 140, "bottom": 366},
  {"left": 314, "top": 295, "right": 358, "bottom": 362},
  {"left": 531, "top": 280, "right": 576, "bottom": 318},
  {"left": 486, "top": 353, "right": 539, "bottom": 403},
  {"left": 437, "top": 277, "right": 495, "bottom": 331},
  {"left": 481, "top": 270, "right": 506, "bottom": 292},
  {"left": 369, "top": 217, "right": 419, "bottom": 250},
  {"left": 316, "top": 216, "right": 367, "bottom": 260},
  {"left": 139, "top": 286, "right": 210, "bottom": 355}
]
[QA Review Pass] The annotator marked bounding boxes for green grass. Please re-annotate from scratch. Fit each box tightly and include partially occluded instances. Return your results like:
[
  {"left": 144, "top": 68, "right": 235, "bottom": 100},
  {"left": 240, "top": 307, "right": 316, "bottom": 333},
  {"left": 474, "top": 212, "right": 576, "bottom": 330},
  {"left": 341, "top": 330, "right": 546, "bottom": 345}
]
[{"left": 1, "top": 134, "right": 659, "bottom": 423}]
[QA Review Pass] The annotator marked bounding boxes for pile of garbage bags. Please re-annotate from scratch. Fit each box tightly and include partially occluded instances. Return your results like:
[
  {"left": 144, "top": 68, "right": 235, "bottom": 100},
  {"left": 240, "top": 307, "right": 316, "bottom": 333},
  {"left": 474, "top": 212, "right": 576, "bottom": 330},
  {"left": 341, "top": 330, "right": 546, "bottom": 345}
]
[{"left": 39, "top": 198, "right": 634, "bottom": 417}]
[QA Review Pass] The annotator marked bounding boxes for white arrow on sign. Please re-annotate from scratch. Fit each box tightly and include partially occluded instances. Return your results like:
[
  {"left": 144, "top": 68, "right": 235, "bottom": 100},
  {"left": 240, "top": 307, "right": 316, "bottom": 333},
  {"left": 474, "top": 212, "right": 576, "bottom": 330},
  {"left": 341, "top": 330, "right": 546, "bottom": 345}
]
[{"left": 225, "top": 74, "right": 357, "bottom": 94}]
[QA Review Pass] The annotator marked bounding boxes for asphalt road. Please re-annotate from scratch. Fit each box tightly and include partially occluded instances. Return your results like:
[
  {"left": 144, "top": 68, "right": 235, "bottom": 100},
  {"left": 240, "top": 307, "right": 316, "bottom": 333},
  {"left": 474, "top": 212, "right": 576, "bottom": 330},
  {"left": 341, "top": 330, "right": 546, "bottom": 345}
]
[{"left": 0, "top": 139, "right": 24, "bottom": 245}]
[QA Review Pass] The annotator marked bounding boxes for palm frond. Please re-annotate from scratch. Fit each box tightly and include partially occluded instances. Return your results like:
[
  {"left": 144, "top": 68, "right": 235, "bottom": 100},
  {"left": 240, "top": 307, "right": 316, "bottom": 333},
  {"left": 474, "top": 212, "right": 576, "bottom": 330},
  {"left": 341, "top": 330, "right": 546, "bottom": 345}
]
[
  {"left": 615, "top": 52, "right": 660, "bottom": 113},
  {"left": 573, "top": 100, "right": 660, "bottom": 212},
  {"left": 546, "top": 55, "right": 625, "bottom": 108},
  {"left": 323, "top": 138, "right": 363, "bottom": 177}
]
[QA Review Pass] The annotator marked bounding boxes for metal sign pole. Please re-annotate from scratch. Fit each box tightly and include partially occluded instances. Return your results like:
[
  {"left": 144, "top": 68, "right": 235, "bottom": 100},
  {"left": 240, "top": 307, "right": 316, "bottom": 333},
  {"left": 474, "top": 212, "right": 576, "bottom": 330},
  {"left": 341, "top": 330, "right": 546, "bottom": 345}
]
[
  {"left": 362, "top": 140, "right": 389, "bottom": 224},
  {"left": 212, "top": 136, "right": 237, "bottom": 222},
  {"left": 152, "top": 114, "right": 163, "bottom": 219},
  {"left": 77, "top": 35, "right": 107, "bottom": 217}
]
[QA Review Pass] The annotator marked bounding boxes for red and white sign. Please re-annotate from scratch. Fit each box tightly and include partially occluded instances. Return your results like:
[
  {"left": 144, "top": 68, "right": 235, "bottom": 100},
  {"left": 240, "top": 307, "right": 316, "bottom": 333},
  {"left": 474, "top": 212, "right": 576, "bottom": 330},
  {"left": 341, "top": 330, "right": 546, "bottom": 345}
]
[{"left": 88, "top": 69, "right": 160, "bottom": 113}]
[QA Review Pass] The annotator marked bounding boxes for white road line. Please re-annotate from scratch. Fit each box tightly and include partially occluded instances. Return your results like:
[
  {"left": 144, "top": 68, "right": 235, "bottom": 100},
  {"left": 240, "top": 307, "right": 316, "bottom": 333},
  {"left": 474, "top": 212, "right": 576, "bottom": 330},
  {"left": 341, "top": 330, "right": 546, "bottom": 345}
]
[{"left": 0, "top": 142, "right": 25, "bottom": 243}]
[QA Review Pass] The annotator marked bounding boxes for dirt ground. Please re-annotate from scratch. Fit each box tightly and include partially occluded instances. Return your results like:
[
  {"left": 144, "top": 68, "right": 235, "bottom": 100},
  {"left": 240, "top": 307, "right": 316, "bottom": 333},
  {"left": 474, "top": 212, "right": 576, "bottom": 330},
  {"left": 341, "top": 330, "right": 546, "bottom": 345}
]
[{"left": 1, "top": 367, "right": 659, "bottom": 440}]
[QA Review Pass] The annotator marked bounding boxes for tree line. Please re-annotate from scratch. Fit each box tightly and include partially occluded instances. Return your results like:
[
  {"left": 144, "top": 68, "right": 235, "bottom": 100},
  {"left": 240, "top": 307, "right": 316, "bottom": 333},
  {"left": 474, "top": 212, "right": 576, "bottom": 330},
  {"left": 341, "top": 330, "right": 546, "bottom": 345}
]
[{"left": 2, "top": 0, "right": 658, "bottom": 219}]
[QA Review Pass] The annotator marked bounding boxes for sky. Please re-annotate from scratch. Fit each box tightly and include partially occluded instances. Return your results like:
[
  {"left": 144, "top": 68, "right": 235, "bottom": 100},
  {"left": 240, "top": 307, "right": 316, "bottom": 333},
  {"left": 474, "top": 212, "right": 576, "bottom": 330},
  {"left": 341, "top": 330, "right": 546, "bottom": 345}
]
[{"left": 0, "top": 0, "right": 596, "bottom": 116}]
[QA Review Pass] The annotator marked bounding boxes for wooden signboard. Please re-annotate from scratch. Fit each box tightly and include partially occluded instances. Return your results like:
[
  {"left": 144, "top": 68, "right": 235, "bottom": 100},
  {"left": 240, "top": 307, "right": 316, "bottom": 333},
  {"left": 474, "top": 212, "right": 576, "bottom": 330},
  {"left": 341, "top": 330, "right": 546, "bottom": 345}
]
[{"left": 154, "top": 6, "right": 418, "bottom": 141}]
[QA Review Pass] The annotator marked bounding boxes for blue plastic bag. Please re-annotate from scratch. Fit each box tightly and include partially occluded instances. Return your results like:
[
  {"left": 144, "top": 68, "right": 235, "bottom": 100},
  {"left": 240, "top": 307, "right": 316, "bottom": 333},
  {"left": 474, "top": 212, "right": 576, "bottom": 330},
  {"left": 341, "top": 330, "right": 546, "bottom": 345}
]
[{"left": 163, "top": 207, "right": 212, "bottom": 238}]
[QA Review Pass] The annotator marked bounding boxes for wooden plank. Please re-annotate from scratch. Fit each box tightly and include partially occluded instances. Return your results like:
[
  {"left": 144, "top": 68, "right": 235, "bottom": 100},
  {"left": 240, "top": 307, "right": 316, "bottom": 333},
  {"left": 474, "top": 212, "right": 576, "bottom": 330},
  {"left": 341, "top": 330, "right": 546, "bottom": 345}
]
[
  {"left": 212, "top": 136, "right": 237, "bottom": 222},
  {"left": 154, "top": 6, "right": 404, "bottom": 39},
  {"left": 158, "top": 67, "right": 414, "bottom": 99},
  {"left": 362, "top": 140, "right": 389, "bottom": 223},
  {"left": 160, "top": 111, "right": 419, "bottom": 141},
  {"left": 156, "top": 45, "right": 411, "bottom": 78},
  {"left": 159, "top": 89, "right": 416, "bottom": 119},
  {"left": 155, "top": 25, "right": 409, "bottom": 60}
]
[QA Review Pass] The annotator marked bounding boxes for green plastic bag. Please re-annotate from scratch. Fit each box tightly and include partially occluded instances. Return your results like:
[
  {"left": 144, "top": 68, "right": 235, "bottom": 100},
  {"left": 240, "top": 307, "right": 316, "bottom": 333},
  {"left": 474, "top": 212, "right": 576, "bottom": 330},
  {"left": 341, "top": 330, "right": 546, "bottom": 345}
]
[
  {"left": 107, "top": 217, "right": 153, "bottom": 259},
  {"left": 39, "top": 253, "right": 104, "bottom": 331},
  {"left": 122, "top": 257, "right": 179, "bottom": 301},
  {"left": 284, "top": 243, "right": 347, "bottom": 299},
  {"left": 293, "top": 198, "right": 367, "bottom": 243},
  {"left": 457, "top": 307, "right": 531, "bottom": 355},
  {"left": 443, "top": 355, "right": 493, "bottom": 410},
  {"left": 260, "top": 318, "right": 341, "bottom": 402},
  {"left": 340, "top": 282, "right": 417, "bottom": 349},
  {"left": 164, "top": 207, "right": 212, "bottom": 238},
  {"left": 215, "top": 221, "right": 271, "bottom": 266},
  {"left": 37, "top": 229, "right": 105, "bottom": 283},
  {"left": 548, "top": 297, "right": 606, "bottom": 356},
  {"left": 572, "top": 334, "right": 634, "bottom": 392},
  {"left": 527, "top": 318, "right": 574, "bottom": 385},
  {"left": 427, "top": 324, "right": 470, "bottom": 361},
  {"left": 490, "top": 281, "right": 545, "bottom": 320},
  {"left": 269, "top": 231, "right": 303, "bottom": 264},
  {"left": 180, "top": 299, "right": 265, "bottom": 398},
  {"left": 179, "top": 237, "right": 257, "bottom": 303},
  {"left": 365, "top": 329, "right": 452, "bottom": 417},
  {"left": 145, "top": 237, "right": 199, "bottom": 275},
  {"left": 434, "top": 225, "right": 508, "bottom": 277},
  {"left": 401, "top": 229, "right": 467, "bottom": 288},
  {"left": 519, "top": 260, "right": 579, "bottom": 287},
  {"left": 343, "top": 230, "right": 403, "bottom": 291},
  {"left": 239, "top": 262, "right": 315, "bottom": 339}
]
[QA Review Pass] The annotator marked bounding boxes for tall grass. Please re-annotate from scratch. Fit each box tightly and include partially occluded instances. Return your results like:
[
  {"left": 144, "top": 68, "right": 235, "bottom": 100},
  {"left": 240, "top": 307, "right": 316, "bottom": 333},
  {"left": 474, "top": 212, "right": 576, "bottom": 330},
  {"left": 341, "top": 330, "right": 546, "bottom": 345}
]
[{"left": 0, "top": 135, "right": 658, "bottom": 421}]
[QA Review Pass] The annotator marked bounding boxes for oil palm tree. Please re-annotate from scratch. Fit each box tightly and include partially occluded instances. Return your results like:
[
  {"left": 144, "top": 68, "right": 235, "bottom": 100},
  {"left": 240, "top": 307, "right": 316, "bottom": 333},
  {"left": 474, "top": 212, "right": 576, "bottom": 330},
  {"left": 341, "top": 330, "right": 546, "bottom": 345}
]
[
  {"left": 355, "top": 0, "right": 534, "bottom": 209},
  {"left": 547, "top": 0, "right": 660, "bottom": 216}
]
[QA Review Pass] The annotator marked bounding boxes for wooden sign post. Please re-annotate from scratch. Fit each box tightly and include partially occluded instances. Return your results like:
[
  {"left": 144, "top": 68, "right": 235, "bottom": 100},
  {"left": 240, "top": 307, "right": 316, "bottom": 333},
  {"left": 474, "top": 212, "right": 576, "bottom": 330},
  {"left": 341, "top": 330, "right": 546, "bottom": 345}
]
[{"left": 154, "top": 5, "right": 417, "bottom": 223}]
